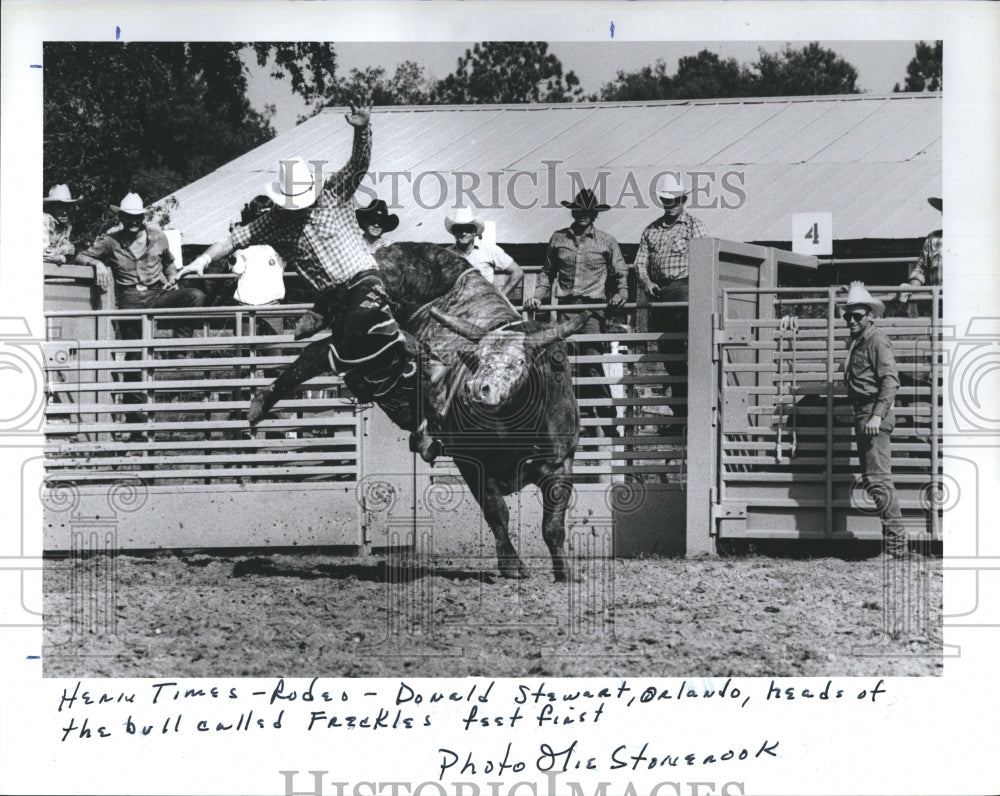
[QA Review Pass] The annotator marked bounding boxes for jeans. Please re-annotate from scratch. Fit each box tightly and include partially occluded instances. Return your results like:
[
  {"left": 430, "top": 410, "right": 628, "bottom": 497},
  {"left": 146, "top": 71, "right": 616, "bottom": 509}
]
[
  {"left": 853, "top": 404, "right": 906, "bottom": 549},
  {"left": 113, "top": 285, "right": 207, "bottom": 423},
  {"left": 648, "top": 278, "right": 688, "bottom": 412},
  {"left": 557, "top": 296, "right": 619, "bottom": 437}
]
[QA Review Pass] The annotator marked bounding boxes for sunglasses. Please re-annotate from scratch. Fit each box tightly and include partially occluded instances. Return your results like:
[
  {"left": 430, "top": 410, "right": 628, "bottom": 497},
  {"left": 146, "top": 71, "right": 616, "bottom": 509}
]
[
  {"left": 452, "top": 225, "right": 477, "bottom": 235},
  {"left": 843, "top": 311, "right": 869, "bottom": 322}
]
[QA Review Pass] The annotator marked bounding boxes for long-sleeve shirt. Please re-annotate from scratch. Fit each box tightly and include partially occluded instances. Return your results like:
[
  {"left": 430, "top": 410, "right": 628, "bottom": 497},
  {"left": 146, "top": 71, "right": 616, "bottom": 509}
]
[
  {"left": 43, "top": 213, "right": 75, "bottom": 263},
  {"left": 908, "top": 229, "right": 942, "bottom": 286},
  {"left": 632, "top": 212, "right": 709, "bottom": 286},
  {"left": 844, "top": 324, "right": 899, "bottom": 418},
  {"left": 534, "top": 226, "right": 627, "bottom": 304},
  {"left": 79, "top": 225, "right": 175, "bottom": 287},
  {"left": 229, "top": 126, "right": 375, "bottom": 292}
]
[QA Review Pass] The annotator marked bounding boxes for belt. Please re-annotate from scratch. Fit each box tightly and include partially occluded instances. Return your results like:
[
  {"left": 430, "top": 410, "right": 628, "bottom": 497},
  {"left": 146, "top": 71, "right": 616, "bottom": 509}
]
[{"left": 121, "top": 283, "right": 161, "bottom": 293}]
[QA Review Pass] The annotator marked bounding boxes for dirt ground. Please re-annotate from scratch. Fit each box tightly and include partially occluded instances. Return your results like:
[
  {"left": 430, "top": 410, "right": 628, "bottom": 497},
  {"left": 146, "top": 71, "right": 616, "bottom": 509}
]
[{"left": 43, "top": 549, "right": 942, "bottom": 678}]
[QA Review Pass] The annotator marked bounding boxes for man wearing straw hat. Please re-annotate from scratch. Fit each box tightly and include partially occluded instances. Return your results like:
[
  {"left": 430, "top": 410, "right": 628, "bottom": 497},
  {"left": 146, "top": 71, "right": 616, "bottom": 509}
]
[
  {"left": 172, "top": 103, "right": 441, "bottom": 462},
  {"left": 445, "top": 206, "right": 524, "bottom": 300},
  {"left": 526, "top": 189, "right": 627, "bottom": 439},
  {"left": 632, "top": 173, "right": 709, "bottom": 416},
  {"left": 898, "top": 196, "right": 942, "bottom": 318},
  {"left": 77, "top": 192, "right": 206, "bottom": 320},
  {"left": 842, "top": 281, "right": 907, "bottom": 557},
  {"left": 42, "top": 184, "right": 81, "bottom": 265}
]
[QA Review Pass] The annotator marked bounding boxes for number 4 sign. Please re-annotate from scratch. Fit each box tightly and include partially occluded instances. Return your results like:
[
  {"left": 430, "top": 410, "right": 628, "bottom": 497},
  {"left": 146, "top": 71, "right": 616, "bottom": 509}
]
[{"left": 792, "top": 212, "right": 833, "bottom": 255}]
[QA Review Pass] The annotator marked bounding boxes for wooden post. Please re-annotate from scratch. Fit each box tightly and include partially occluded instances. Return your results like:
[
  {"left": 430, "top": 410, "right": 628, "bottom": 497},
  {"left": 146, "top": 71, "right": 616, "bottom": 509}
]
[{"left": 685, "top": 238, "right": 720, "bottom": 556}]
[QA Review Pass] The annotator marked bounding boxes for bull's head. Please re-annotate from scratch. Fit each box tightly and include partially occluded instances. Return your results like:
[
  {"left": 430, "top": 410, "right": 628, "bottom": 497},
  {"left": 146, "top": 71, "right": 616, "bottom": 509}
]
[{"left": 430, "top": 308, "right": 590, "bottom": 410}]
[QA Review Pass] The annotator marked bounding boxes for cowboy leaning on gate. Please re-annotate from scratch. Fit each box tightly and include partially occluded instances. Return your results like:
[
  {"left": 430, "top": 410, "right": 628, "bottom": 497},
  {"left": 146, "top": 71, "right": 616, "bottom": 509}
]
[{"left": 171, "top": 102, "right": 441, "bottom": 462}]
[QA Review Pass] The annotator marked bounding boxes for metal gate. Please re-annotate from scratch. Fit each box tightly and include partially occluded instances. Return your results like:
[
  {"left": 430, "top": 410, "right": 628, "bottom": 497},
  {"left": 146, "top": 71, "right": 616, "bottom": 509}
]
[{"left": 711, "top": 285, "right": 942, "bottom": 542}]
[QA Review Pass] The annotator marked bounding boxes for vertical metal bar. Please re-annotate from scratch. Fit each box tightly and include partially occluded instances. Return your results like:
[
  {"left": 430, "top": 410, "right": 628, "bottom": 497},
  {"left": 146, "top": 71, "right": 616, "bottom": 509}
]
[
  {"left": 930, "top": 285, "right": 941, "bottom": 539},
  {"left": 825, "top": 288, "right": 836, "bottom": 538}
]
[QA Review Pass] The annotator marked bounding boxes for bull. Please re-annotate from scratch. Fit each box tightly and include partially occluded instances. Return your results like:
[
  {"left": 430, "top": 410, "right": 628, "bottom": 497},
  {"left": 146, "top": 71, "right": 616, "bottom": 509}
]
[{"left": 257, "top": 242, "right": 589, "bottom": 582}]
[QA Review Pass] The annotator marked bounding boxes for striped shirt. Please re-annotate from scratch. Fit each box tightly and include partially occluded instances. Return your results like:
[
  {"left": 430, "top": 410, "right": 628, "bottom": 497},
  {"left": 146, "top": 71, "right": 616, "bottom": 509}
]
[
  {"left": 633, "top": 212, "right": 709, "bottom": 286},
  {"left": 534, "top": 226, "right": 627, "bottom": 303},
  {"left": 229, "top": 126, "right": 376, "bottom": 292}
]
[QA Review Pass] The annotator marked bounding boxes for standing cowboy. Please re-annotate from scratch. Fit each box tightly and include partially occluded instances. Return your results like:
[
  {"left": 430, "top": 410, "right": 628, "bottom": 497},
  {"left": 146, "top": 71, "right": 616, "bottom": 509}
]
[
  {"left": 172, "top": 103, "right": 440, "bottom": 462},
  {"left": 526, "top": 189, "right": 627, "bottom": 438},
  {"left": 843, "top": 282, "right": 907, "bottom": 557},
  {"left": 445, "top": 207, "right": 524, "bottom": 301},
  {"left": 43, "top": 184, "right": 81, "bottom": 265},
  {"left": 632, "top": 173, "right": 709, "bottom": 416},
  {"left": 898, "top": 196, "right": 942, "bottom": 318}
]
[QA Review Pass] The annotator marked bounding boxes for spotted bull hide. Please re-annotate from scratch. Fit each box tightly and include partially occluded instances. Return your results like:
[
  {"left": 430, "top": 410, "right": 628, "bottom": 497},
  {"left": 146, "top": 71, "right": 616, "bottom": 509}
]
[{"left": 374, "top": 242, "right": 588, "bottom": 582}]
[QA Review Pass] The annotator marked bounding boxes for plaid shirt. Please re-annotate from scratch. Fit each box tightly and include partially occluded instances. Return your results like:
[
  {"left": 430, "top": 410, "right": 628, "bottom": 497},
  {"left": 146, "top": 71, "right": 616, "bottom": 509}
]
[
  {"left": 43, "top": 213, "right": 75, "bottom": 262},
  {"left": 908, "top": 229, "right": 942, "bottom": 286},
  {"left": 534, "top": 226, "right": 627, "bottom": 303},
  {"left": 633, "top": 212, "right": 709, "bottom": 286},
  {"left": 229, "top": 126, "right": 376, "bottom": 292}
]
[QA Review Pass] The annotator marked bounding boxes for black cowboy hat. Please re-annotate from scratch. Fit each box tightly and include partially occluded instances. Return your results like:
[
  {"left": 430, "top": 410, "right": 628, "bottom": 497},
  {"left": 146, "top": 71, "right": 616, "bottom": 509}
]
[
  {"left": 560, "top": 189, "right": 611, "bottom": 212},
  {"left": 927, "top": 196, "right": 942, "bottom": 212},
  {"left": 356, "top": 198, "right": 399, "bottom": 232}
]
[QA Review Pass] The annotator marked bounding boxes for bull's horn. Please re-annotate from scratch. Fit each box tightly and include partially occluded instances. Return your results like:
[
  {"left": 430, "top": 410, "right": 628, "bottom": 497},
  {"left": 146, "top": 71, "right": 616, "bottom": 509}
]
[
  {"left": 525, "top": 311, "right": 592, "bottom": 347},
  {"left": 429, "top": 307, "right": 489, "bottom": 342}
]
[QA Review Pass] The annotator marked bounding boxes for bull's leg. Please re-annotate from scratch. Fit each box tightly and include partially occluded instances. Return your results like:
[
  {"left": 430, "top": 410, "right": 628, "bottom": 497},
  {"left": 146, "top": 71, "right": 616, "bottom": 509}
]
[
  {"left": 248, "top": 335, "right": 332, "bottom": 426},
  {"left": 539, "top": 469, "right": 577, "bottom": 583},
  {"left": 455, "top": 461, "right": 526, "bottom": 579}
]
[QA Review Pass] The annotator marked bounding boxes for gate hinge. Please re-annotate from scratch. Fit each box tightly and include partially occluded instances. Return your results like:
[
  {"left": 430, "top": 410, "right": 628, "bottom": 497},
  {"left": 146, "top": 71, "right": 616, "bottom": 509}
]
[{"left": 712, "top": 328, "right": 752, "bottom": 347}]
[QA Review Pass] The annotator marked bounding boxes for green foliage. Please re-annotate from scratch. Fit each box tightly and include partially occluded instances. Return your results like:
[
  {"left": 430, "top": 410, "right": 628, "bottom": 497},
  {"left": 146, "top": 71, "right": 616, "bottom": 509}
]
[
  {"left": 597, "top": 43, "right": 861, "bottom": 101},
  {"left": 893, "top": 41, "right": 942, "bottom": 92},
  {"left": 44, "top": 42, "right": 275, "bottom": 242},
  {"left": 432, "top": 42, "right": 583, "bottom": 104}
]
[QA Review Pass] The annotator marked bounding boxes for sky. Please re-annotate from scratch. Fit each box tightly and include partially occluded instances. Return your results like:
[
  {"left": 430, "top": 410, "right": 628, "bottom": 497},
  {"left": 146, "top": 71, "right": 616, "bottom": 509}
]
[{"left": 245, "top": 40, "right": 926, "bottom": 134}]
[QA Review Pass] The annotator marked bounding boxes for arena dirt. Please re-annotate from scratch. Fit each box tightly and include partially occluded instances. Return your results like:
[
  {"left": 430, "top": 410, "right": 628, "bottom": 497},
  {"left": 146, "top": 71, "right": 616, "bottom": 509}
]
[{"left": 43, "top": 551, "right": 942, "bottom": 678}]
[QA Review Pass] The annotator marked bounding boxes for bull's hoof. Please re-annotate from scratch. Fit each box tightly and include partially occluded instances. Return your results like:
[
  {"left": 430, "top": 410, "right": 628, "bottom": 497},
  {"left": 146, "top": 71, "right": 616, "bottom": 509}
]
[
  {"left": 498, "top": 558, "right": 528, "bottom": 579},
  {"left": 553, "top": 564, "right": 581, "bottom": 583}
]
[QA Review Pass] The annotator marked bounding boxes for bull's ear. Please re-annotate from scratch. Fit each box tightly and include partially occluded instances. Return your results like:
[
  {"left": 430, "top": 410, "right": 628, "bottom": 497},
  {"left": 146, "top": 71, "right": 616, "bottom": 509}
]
[
  {"left": 455, "top": 348, "right": 480, "bottom": 372},
  {"left": 525, "top": 310, "right": 592, "bottom": 347}
]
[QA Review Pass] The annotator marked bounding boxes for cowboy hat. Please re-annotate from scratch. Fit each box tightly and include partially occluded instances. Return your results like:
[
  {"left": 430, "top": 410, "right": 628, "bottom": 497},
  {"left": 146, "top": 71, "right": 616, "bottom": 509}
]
[
  {"left": 356, "top": 199, "right": 399, "bottom": 232},
  {"left": 843, "top": 281, "right": 885, "bottom": 317},
  {"left": 560, "top": 189, "right": 610, "bottom": 212},
  {"left": 927, "top": 196, "right": 942, "bottom": 212},
  {"left": 444, "top": 206, "right": 485, "bottom": 235},
  {"left": 264, "top": 157, "right": 318, "bottom": 211},
  {"left": 654, "top": 173, "right": 689, "bottom": 202},
  {"left": 44, "top": 184, "right": 80, "bottom": 204},
  {"left": 110, "top": 192, "right": 147, "bottom": 216}
]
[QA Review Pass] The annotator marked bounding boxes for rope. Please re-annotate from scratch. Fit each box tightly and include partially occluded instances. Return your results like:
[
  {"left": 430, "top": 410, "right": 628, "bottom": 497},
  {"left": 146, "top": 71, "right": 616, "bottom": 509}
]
[{"left": 774, "top": 314, "right": 799, "bottom": 461}]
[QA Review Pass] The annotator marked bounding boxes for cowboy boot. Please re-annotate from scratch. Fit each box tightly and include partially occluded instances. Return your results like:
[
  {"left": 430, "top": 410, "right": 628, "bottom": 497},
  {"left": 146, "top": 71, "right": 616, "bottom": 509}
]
[{"left": 409, "top": 419, "right": 443, "bottom": 464}]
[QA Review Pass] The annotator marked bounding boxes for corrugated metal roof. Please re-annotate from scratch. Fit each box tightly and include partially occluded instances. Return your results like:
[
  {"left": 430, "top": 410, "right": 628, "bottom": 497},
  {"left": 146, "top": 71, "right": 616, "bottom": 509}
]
[{"left": 158, "top": 94, "right": 941, "bottom": 246}]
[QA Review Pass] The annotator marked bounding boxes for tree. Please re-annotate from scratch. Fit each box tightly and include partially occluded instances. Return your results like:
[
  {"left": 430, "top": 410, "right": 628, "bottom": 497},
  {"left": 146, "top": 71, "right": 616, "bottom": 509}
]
[
  {"left": 433, "top": 42, "right": 583, "bottom": 104},
  {"left": 598, "top": 59, "right": 673, "bottom": 101},
  {"left": 597, "top": 43, "right": 860, "bottom": 102},
  {"left": 894, "top": 41, "right": 942, "bottom": 92},
  {"left": 671, "top": 50, "right": 749, "bottom": 99},
  {"left": 44, "top": 42, "right": 277, "bottom": 240},
  {"left": 750, "top": 43, "right": 860, "bottom": 96},
  {"left": 332, "top": 61, "right": 434, "bottom": 106}
]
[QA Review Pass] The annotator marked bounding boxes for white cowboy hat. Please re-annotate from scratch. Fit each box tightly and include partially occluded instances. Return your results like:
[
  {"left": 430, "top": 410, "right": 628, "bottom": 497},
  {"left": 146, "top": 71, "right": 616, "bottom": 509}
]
[
  {"left": 44, "top": 184, "right": 80, "bottom": 204},
  {"left": 110, "top": 192, "right": 147, "bottom": 216},
  {"left": 654, "top": 173, "right": 689, "bottom": 202},
  {"left": 264, "top": 157, "right": 318, "bottom": 211},
  {"left": 444, "top": 207, "right": 485, "bottom": 235},
  {"left": 844, "top": 281, "right": 885, "bottom": 317}
]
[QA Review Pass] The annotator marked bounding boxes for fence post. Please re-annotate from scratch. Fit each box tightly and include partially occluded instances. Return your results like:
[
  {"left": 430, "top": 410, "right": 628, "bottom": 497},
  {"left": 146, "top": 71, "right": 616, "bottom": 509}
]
[{"left": 685, "top": 238, "right": 720, "bottom": 556}]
